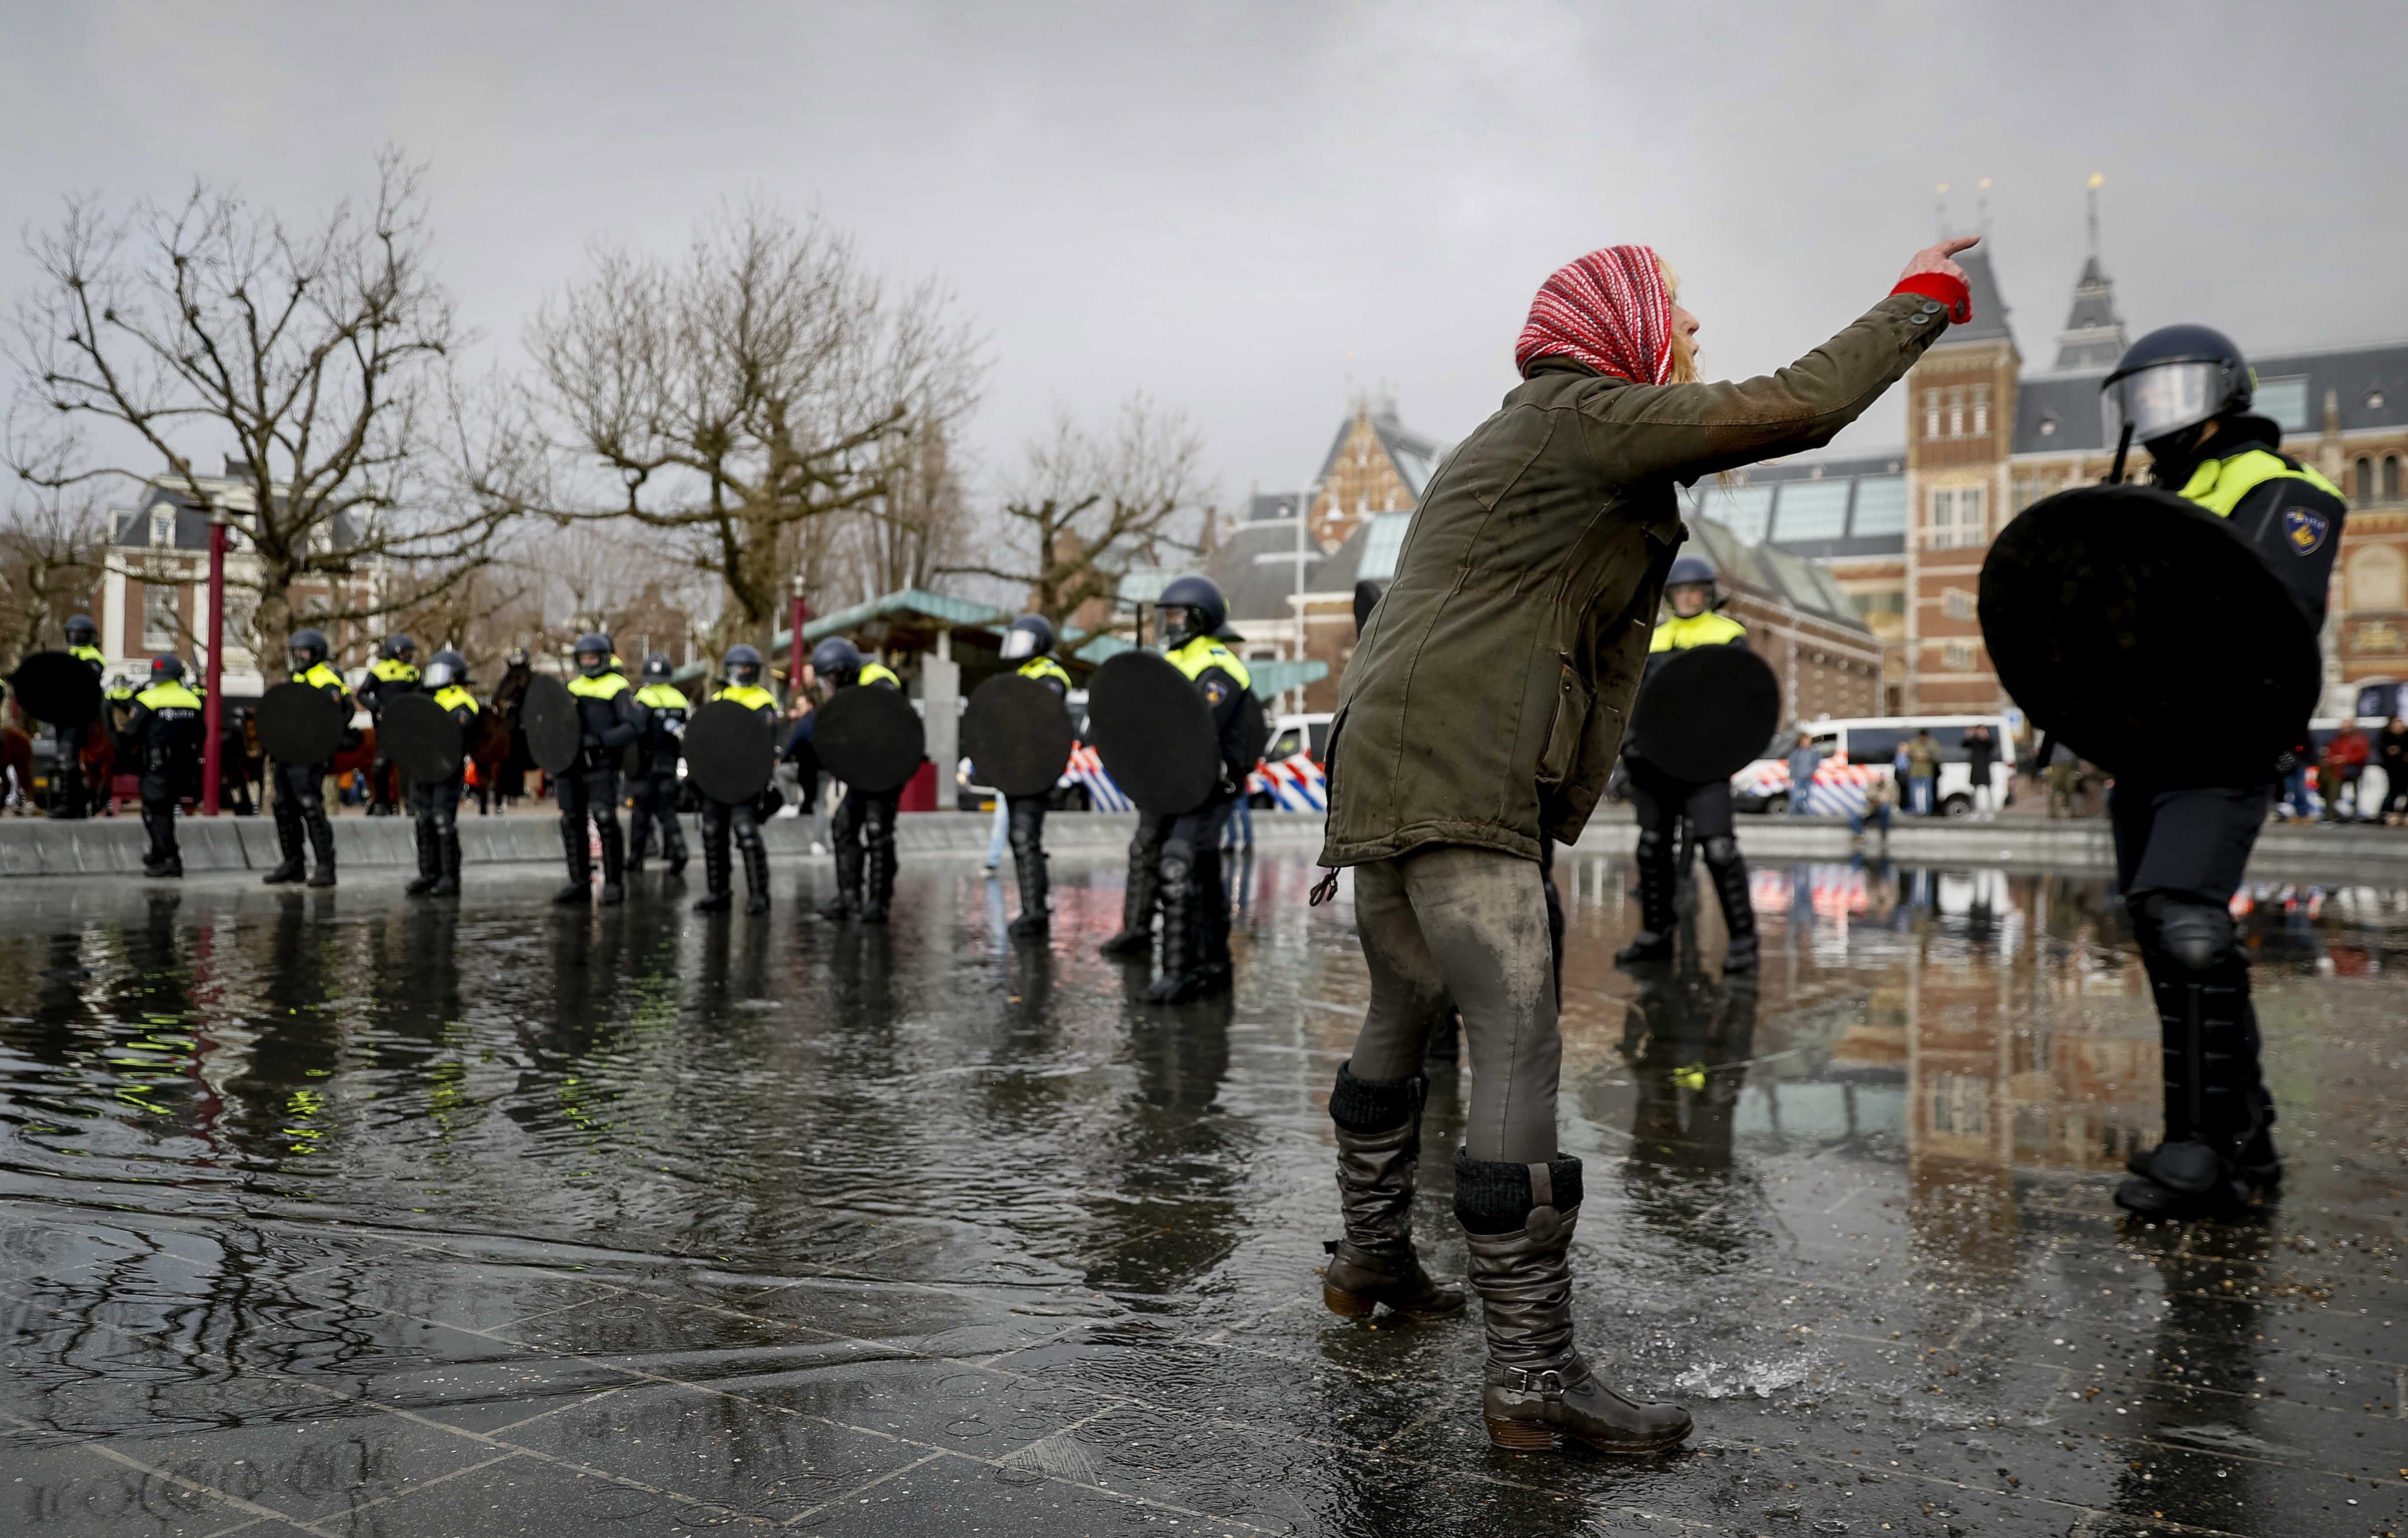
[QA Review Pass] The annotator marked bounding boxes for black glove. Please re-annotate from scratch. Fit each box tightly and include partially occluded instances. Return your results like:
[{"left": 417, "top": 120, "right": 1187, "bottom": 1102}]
[
  {"left": 583, "top": 733, "right": 602, "bottom": 751},
  {"left": 2272, "top": 749, "right": 2299, "bottom": 776}
]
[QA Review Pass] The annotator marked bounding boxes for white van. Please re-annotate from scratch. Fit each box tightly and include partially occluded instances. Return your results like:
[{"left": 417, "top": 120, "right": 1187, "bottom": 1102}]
[{"left": 1733, "top": 714, "right": 2016, "bottom": 818}]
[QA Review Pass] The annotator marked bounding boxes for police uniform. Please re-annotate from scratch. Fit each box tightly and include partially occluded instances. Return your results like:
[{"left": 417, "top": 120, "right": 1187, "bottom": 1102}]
[
  {"left": 2096, "top": 327, "right": 2347, "bottom": 1218},
  {"left": 697, "top": 664, "right": 776, "bottom": 915},
  {"left": 45, "top": 634, "right": 107, "bottom": 819},
  {"left": 627, "top": 661, "right": 691, "bottom": 876},
  {"left": 555, "top": 637, "right": 643, "bottom": 906},
  {"left": 359, "top": 640, "right": 421, "bottom": 815},
  {"left": 1617, "top": 592, "right": 1759, "bottom": 973},
  {"left": 995, "top": 614, "right": 1073, "bottom": 938},
  {"left": 819, "top": 657, "right": 905, "bottom": 923},
  {"left": 406, "top": 655, "right": 478, "bottom": 897},
  {"left": 265, "top": 637, "right": 351, "bottom": 887},
  {"left": 119, "top": 662, "right": 202, "bottom": 876}
]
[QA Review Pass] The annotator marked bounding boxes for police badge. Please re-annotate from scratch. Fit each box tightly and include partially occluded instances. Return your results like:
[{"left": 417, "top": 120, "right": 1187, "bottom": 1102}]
[{"left": 2282, "top": 506, "right": 2330, "bottom": 555}]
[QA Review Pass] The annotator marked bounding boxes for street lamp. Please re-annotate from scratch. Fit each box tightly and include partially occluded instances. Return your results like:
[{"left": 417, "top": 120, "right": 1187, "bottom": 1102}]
[
  {"left": 788, "top": 572, "right": 811, "bottom": 704},
  {"left": 201, "top": 506, "right": 230, "bottom": 816}
]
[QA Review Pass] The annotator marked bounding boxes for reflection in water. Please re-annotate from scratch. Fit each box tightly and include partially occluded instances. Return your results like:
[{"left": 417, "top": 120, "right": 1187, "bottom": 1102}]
[{"left": 0, "top": 855, "right": 2402, "bottom": 1534}]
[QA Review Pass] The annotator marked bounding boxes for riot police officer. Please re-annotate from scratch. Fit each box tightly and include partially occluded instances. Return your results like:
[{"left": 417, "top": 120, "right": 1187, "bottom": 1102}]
[
  {"left": 998, "top": 614, "right": 1073, "bottom": 938},
  {"left": 2099, "top": 326, "right": 2347, "bottom": 1220},
  {"left": 264, "top": 628, "right": 350, "bottom": 887},
  {"left": 812, "top": 636, "right": 904, "bottom": 923},
  {"left": 1130, "top": 575, "right": 1251, "bottom": 1004},
  {"left": 695, "top": 645, "right": 775, "bottom": 915},
  {"left": 46, "top": 614, "right": 107, "bottom": 819},
  {"left": 407, "top": 649, "right": 478, "bottom": 898},
  {"left": 555, "top": 632, "right": 642, "bottom": 906},
  {"left": 119, "top": 656, "right": 202, "bottom": 877},
  {"left": 628, "top": 653, "right": 691, "bottom": 877},
  {"left": 360, "top": 634, "right": 421, "bottom": 816},
  {"left": 1613, "top": 554, "right": 1759, "bottom": 974}
]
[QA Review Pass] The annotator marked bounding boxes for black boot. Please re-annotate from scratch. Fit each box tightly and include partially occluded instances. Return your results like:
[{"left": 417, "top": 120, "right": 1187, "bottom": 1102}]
[
  {"left": 1614, "top": 828, "right": 1677, "bottom": 965},
  {"left": 662, "top": 813, "right": 689, "bottom": 876},
  {"left": 625, "top": 807, "right": 649, "bottom": 875},
  {"left": 1457, "top": 1154, "right": 1692, "bottom": 1454},
  {"left": 694, "top": 817, "right": 733, "bottom": 912},
  {"left": 1100, "top": 834, "right": 1160, "bottom": 956},
  {"left": 741, "top": 836, "right": 771, "bottom": 916},
  {"left": 596, "top": 819, "right": 625, "bottom": 906},
  {"left": 1007, "top": 800, "right": 1049, "bottom": 938},
  {"left": 263, "top": 784, "right": 305, "bottom": 884},
  {"left": 2116, "top": 908, "right": 2279, "bottom": 1218},
  {"left": 304, "top": 805, "right": 338, "bottom": 888},
  {"left": 858, "top": 801, "right": 896, "bottom": 924},
  {"left": 821, "top": 826, "right": 862, "bottom": 919},
  {"left": 405, "top": 817, "right": 439, "bottom": 895},
  {"left": 1195, "top": 843, "right": 1233, "bottom": 994},
  {"left": 1703, "top": 835, "right": 1758, "bottom": 974},
  {"left": 1143, "top": 840, "right": 1206, "bottom": 1004},
  {"left": 554, "top": 816, "right": 590, "bottom": 904},
  {"left": 432, "top": 820, "right": 462, "bottom": 897},
  {"left": 1321, "top": 1067, "right": 1464, "bottom": 1319}
]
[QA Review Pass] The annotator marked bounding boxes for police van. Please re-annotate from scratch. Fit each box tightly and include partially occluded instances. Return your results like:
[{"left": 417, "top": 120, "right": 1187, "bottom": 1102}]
[{"left": 1733, "top": 714, "right": 2017, "bottom": 817}]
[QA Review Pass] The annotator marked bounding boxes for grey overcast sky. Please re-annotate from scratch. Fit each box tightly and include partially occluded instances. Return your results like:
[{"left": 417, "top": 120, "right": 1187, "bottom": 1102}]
[{"left": 5, "top": 1, "right": 2404, "bottom": 505}]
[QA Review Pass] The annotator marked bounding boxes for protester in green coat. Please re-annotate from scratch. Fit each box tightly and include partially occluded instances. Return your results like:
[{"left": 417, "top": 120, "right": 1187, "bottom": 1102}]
[{"left": 1313, "top": 233, "right": 1981, "bottom": 1457}]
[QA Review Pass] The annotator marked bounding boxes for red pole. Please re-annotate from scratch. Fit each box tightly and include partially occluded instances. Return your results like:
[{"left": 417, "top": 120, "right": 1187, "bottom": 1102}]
[
  {"left": 788, "top": 589, "right": 809, "bottom": 704},
  {"left": 202, "top": 517, "right": 227, "bottom": 814}
]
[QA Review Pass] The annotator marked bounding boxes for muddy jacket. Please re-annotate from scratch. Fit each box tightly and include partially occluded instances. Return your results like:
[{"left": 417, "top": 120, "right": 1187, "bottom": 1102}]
[{"left": 1321, "top": 291, "right": 1955, "bottom": 866}]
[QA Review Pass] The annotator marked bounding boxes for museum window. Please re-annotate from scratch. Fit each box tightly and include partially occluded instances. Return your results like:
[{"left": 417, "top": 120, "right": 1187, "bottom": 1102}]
[
  {"left": 150, "top": 510, "right": 174, "bottom": 548},
  {"left": 1942, "top": 641, "right": 1975, "bottom": 672},
  {"left": 1929, "top": 486, "right": 1984, "bottom": 549},
  {"left": 141, "top": 584, "right": 179, "bottom": 650},
  {"left": 1971, "top": 384, "right": 1989, "bottom": 435},
  {"left": 1943, "top": 588, "right": 1973, "bottom": 620},
  {"left": 1923, "top": 394, "right": 1942, "bottom": 440},
  {"left": 1947, "top": 389, "right": 1964, "bottom": 438},
  {"left": 2386, "top": 456, "right": 2401, "bottom": 503},
  {"left": 2356, "top": 457, "right": 2375, "bottom": 502}
]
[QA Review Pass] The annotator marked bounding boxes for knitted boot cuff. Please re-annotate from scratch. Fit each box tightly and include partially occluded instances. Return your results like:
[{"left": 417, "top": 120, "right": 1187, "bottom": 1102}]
[
  {"left": 1329, "top": 1064, "right": 1424, "bottom": 1133},
  {"left": 1453, "top": 1150, "right": 1584, "bottom": 1234}
]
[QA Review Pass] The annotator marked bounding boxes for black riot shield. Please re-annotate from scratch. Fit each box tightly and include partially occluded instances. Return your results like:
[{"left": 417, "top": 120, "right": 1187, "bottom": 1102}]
[
  {"left": 8, "top": 651, "right": 102, "bottom": 727},
  {"left": 520, "top": 673, "right": 582, "bottom": 776},
  {"left": 683, "top": 699, "right": 776, "bottom": 804},
  {"left": 1087, "top": 650, "right": 1217, "bottom": 814},
  {"left": 961, "top": 673, "right": 1076, "bottom": 799},
  {"left": 257, "top": 681, "right": 349, "bottom": 766},
  {"left": 1353, "top": 578, "right": 1388, "bottom": 637},
  {"left": 1628, "top": 644, "right": 1783, "bottom": 784},
  {"left": 380, "top": 692, "right": 465, "bottom": 785},
  {"left": 814, "top": 685, "right": 925, "bottom": 794},
  {"left": 1981, "top": 484, "right": 2321, "bottom": 784}
]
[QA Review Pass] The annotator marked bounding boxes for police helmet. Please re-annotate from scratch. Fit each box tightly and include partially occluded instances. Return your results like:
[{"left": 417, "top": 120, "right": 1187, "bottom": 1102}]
[
  {"left": 999, "top": 614, "right": 1055, "bottom": 662},
  {"left": 150, "top": 655, "right": 185, "bottom": 684},
  {"left": 811, "top": 635, "right": 863, "bottom": 686},
  {"left": 724, "top": 643, "right": 764, "bottom": 687},
  {"left": 573, "top": 632, "right": 612, "bottom": 677},
  {"left": 423, "top": 649, "right": 469, "bottom": 690},
  {"left": 1665, "top": 553, "right": 1719, "bottom": 611},
  {"left": 382, "top": 633, "right": 417, "bottom": 662},
  {"left": 505, "top": 646, "right": 530, "bottom": 668},
  {"left": 1156, "top": 575, "right": 1227, "bottom": 649},
  {"left": 2102, "top": 325, "right": 2252, "bottom": 449},
  {"left": 288, "top": 628, "right": 330, "bottom": 668},
  {"left": 65, "top": 614, "right": 96, "bottom": 646},
  {"left": 641, "top": 652, "right": 673, "bottom": 684}
]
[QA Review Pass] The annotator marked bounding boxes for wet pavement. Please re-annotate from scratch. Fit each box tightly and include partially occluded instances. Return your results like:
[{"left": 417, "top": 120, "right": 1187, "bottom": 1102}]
[{"left": 2, "top": 851, "right": 2405, "bottom": 1538}]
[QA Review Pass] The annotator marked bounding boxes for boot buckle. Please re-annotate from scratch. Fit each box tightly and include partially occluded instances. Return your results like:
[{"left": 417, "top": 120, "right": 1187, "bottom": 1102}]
[{"left": 1505, "top": 1366, "right": 1565, "bottom": 1396}]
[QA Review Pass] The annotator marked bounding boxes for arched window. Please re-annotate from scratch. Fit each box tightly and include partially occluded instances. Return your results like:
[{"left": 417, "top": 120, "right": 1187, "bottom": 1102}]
[
  {"left": 2386, "top": 456, "right": 2401, "bottom": 502},
  {"left": 2356, "top": 457, "right": 2376, "bottom": 502},
  {"left": 2350, "top": 545, "right": 2406, "bottom": 612}
]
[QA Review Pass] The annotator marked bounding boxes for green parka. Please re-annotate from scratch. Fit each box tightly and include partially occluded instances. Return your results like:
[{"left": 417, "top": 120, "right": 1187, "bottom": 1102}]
[{"left": 1321, "top": 289, "right": 1956, "bottom": 867}]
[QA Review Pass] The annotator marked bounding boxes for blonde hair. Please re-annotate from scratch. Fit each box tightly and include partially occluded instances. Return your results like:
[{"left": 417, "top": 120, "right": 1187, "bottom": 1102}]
[{"left": 1659, "top": 256, "right": 1700, "bottom": 384}]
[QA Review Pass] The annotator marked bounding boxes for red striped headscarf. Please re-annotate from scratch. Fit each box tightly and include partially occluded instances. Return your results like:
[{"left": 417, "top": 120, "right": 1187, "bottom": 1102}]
[{"left": 1514, "top": 245, "right": 1674, "bottom": 384}]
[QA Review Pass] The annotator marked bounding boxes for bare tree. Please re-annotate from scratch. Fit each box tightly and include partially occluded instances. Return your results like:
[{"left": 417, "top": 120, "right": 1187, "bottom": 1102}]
[
  {"left": 849, "top": 421, "right": 971, "bottom": 600},
  {"left": 500, "top": 204, "right": 982, "bottom": 659},
  {"left": 947, "top": 394, "right": 1214, "bottom": 633},
  {"left": 4, "top": 152, "right": 513, "bottom": 663},
  {"left": 0, "top": 486, "right": 105, "bottom": 671}
]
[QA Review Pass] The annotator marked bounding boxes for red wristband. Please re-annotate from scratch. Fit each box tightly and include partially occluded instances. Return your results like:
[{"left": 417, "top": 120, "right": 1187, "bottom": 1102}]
[{"left": 1890, "top": 272, "right": 1971, "bottom": 324}]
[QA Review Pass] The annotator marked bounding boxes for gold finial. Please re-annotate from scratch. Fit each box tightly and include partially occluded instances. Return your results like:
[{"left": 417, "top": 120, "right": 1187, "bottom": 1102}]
[{"left": 2088, "top": 172, "right": 2105, "bottom": 190}]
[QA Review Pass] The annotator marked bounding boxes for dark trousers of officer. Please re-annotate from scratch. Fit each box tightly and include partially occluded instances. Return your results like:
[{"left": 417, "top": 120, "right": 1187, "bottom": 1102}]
[
  {"left": 368, "top": 740, "right": 400, "bottom": 813},
  {"left": 1347, "top": 844, "right": 1560, "bottom": 1163},
  {"left": 1145, "top": 800, "right": 1233, "bottom": 989},
  {"left": 1006, "top": 793, "right": 1050, "bottom": 928},
  {"left": 829, "top": 787, "right": 900, "bottom": 915},
  {"left": 627, "top": 769, "right": 687, "bottom": 870},
  {"left": 138, "top": 769, "right": 180, "bottom": 871},
  {"left": 554, "top": 765, "right": 622, "bottom": 889},
  {"left": 698, "top": 796, "right": 767, "bottom": 905},
  {"left": 409, "top": 776, "right": 464, "bottom": 889},
  {"left": 1624, "top": 757, "right": 1755, "bottom": 946},
  {"left": 51, "top": 723, "right": 92, "bottom": 817},
  {"left": 269, "top": 759, "right": 337, "bottom": 874},
  {"left": 2110, "top": 781, "right": 2276, "bottom": 1165}
]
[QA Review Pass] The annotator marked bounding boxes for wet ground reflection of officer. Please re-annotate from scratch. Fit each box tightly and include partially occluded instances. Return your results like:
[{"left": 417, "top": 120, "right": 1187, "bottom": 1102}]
[
  {"left": 1619, "top": 960, "right": 1762, "bottom": 1190},
  {"left": 117, "top": 655, "right": 203, "bottom": 878}
]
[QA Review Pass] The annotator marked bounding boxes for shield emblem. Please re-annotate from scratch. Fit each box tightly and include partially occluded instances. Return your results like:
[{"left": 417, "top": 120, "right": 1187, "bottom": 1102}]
[{"left": 2282, "top": 506, "right": 2329, "bottom": 555}]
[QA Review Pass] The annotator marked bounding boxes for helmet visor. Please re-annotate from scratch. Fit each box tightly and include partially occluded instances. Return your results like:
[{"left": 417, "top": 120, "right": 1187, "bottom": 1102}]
[
  {"left": 423, "top": 661, "right": 457, "bottom": 689},
  {"left": 999, "top": 629, "right": 1036, "bottom": 661},
  {"left": 2103, "top": 361, "right": 2224, "bottom": 446}
]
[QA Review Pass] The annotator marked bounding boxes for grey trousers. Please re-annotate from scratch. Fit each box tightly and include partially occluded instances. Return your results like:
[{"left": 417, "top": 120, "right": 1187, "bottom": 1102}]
[{"left": 1346, "top": 845, "right": 1561, "bottom": 1163}]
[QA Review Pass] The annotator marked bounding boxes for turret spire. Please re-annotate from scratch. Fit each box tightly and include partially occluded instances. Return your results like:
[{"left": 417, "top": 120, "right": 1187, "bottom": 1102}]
[{"left": 2052, "top": 174, "right": 2127, "bottom": 373}]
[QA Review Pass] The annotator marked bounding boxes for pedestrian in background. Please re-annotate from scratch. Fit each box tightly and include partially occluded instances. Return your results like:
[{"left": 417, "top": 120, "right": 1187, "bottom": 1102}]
[
  {"left": 2323, "top": 721, "right": 2370, "bottom": 822},
  {"left": 2379, "top": 716, "right": 2408, "bottom": 825},
  {"left": 2046, "top": 740, "right": 2081, "bottom": 819},
  {"left": 1849, "top": 771, "right": 1893, "bottom": 847},
  {"left": 1784, "top": 731, "right": 1821, "bottom": 816},
  {"left": 1964, "top": 723, "right": 1999, "bottom": 817},
  {"left": 2278, "top": 732, "right": 2315, "bottom": 821},
  {"left": 1905, "top": 729, "right": 1940, "bottom": 816}
]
